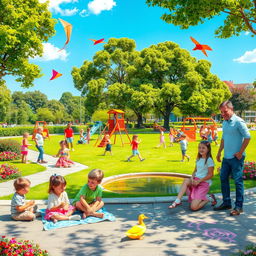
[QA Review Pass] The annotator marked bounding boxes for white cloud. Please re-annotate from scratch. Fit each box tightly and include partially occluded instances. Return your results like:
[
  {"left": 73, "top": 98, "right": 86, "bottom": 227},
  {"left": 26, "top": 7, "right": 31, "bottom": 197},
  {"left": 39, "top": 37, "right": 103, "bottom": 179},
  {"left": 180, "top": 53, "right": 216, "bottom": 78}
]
[
  {"left": 79, "top": 9, "right": 89, "bottom": 17},
  {"left": 33, "top": 43, "right": 69, "bottom": 61},
  {"left": 39, "top": 0, "right": 78, "bottom": 16},
  {"left": 88, "top": 0, "right": 116, "bottom": 15},
  {"left": 233, "top": 49, "right": 256, "bottom": 63},
  {"left": 245, "top": 31, "right": 250, "bottom": 36}
]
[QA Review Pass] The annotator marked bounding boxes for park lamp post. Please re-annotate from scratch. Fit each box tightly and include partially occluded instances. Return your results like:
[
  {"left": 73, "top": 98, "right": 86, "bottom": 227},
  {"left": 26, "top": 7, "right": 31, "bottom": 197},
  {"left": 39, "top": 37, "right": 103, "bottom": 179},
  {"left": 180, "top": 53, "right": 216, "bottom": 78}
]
[{"left": 79, "top": 84, "right": 87, "bottom": 124}]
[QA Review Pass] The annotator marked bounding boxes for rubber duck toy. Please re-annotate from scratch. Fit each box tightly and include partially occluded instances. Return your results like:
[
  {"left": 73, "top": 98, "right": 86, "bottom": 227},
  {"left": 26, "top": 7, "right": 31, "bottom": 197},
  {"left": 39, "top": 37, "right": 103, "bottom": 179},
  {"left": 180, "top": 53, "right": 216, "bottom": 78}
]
[{"left": 125, "top": 214, "right": 149, "bottom": 240}]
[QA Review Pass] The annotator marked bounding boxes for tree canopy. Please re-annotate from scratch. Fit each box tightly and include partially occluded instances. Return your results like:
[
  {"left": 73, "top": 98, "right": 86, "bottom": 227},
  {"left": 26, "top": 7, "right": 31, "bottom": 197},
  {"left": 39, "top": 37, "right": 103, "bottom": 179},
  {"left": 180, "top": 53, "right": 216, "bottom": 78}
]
[
  {"left": 146, "top": 0, "right": 256, "bottom": 38},
  {"left": 0, "top": 0, "right": 55, "bottom": 87}
]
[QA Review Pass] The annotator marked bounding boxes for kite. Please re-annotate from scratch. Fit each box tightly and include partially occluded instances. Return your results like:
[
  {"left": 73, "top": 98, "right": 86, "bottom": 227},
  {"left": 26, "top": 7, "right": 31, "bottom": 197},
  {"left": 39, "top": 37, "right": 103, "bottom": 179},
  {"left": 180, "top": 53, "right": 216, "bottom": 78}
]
[
  {"left": 59, "top": 18, "right": 72, "bottom": 51},
  {"left": 89, "top": 38, "right": 106, "bottom": 45},
  {"left": 190, "top": 37, "right": 212, "bottom": 57},
  {"left": 50, "top": 69, "right": 62, "bottom": 81}
]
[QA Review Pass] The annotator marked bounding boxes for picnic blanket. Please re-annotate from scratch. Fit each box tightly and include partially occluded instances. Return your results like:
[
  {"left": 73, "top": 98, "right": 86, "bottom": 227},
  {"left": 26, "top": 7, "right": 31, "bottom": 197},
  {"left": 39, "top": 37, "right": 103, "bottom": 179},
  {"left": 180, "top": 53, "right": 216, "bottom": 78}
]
[{"left": 40, "top": 208, "right": 115, "bottom": 231}]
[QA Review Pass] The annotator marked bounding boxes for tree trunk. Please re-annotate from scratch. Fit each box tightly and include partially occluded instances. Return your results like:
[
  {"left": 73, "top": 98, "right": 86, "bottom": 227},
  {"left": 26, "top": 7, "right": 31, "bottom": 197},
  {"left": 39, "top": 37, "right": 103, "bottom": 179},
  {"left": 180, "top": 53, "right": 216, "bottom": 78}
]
[
  {"left": 135, "top": 113, "right": 143, "bottom": 128},
  {"left": 163, "top": 104, "right": 172, "bottom": 130}
]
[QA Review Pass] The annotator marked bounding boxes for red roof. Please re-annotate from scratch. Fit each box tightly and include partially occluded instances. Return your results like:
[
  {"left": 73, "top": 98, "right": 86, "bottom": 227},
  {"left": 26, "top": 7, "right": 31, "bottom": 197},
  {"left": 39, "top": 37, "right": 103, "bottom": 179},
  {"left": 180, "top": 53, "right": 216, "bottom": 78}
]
[{"left": 223, "top": 81, "right": 234, "bottom": 89}]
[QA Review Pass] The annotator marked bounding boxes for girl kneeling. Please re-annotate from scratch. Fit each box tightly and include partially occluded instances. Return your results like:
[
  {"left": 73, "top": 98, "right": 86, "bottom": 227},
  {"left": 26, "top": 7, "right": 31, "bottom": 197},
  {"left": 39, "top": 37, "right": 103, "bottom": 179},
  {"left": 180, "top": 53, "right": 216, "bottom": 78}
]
[{"left": 169, "top": 141, "right": 216, "bottom": 211}]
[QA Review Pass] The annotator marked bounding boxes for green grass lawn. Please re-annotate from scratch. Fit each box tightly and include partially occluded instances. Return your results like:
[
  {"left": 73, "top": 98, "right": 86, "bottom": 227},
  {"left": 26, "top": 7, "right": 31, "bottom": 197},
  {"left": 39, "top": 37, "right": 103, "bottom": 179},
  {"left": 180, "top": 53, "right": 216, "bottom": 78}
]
[
  {"left": 1, "top": 131, "right": 255, "bottom": 199},
  {"left": 0, "top": 160, "right": 46, "bottom": 184}
]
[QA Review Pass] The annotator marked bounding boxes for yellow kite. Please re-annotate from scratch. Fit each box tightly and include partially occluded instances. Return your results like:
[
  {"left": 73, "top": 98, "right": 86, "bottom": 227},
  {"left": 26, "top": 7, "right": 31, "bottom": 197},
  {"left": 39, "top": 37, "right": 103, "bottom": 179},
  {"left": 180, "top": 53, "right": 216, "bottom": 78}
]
[{"left": 59, "top": 18, "right": 72, "bottom": 51}]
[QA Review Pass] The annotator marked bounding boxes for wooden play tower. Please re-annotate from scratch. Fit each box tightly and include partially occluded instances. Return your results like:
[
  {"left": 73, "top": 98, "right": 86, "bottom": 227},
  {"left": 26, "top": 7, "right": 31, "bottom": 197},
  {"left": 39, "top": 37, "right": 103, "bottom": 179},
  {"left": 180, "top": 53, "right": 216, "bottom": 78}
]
[{"left": 95, "top": 109, "right": 131, "bottom": 147}]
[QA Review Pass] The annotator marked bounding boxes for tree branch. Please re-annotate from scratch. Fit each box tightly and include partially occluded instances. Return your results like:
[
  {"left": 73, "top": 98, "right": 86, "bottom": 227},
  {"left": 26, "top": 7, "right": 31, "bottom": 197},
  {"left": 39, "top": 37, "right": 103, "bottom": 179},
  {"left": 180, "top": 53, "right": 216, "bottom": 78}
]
[
  {"left": 239, "top": 7, "right": 256, "bottom": 34},
  {"left": 222, "top": 9, "right": 256, "bottom": 24}
]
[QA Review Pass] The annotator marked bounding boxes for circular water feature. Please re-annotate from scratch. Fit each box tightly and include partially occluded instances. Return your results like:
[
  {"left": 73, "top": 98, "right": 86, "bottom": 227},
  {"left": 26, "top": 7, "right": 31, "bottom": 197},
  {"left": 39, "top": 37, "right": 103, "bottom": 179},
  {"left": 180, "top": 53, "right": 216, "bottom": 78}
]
[{"left": 102, "top": 172, "right": 191, "bottom": 196}]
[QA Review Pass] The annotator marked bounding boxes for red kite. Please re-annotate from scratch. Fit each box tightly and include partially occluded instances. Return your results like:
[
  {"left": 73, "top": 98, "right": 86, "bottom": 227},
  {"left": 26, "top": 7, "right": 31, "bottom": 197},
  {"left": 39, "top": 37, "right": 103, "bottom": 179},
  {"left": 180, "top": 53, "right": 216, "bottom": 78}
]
[
  {"left": 50, "top": 69, "right": 62, "bottom": 81},
  {"left": 89, "top": 38, "right": 106, "bottom": 45},
  {"left": 190, "top": 37, "right": 212, "bottom": 57},
  {"left": 59, "top": 18, "right": 72, "bottom": 51}
]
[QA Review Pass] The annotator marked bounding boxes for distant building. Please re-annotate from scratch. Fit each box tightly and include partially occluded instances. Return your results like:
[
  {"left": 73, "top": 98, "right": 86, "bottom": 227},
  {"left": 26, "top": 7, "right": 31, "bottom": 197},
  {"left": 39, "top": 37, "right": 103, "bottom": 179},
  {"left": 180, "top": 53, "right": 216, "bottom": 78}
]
[{"left": 223, "top": 81, "right": 256, "bottom": 123}]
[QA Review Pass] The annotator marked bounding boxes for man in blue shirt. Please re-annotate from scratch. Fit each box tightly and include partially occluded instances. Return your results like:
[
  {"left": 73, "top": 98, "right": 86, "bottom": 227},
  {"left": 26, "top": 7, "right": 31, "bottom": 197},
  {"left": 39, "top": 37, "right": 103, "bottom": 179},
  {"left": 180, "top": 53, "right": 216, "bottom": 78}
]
[{"left": 214, "top": 101, "right": 251, "bottom": 216}]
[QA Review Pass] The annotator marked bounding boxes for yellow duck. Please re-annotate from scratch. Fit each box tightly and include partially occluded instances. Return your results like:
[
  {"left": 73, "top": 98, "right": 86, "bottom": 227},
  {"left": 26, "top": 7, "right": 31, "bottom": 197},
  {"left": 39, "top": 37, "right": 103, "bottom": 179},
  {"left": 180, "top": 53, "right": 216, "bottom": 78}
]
[{"left": 125, "top": 214, "right": 149, "bottom": 240}]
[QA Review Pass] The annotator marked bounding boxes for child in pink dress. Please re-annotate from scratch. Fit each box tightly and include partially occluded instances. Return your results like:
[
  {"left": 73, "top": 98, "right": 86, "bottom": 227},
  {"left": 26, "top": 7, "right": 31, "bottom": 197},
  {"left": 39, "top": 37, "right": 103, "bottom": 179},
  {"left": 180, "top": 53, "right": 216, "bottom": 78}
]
[
  {"left": 55, "top": 141, "right": 74, "bottom": 168},
  {"left": 169, "top": 141, "right": 216, "bottom": 211},
  {"left": 45, "top": 175, "right": 81, "bottom": 223},
  {"left": 157, "top": 129, "right": 166, "bottom": 148},
  {"left": 21, "top": 132, "right": 31, "bottom": 164}
]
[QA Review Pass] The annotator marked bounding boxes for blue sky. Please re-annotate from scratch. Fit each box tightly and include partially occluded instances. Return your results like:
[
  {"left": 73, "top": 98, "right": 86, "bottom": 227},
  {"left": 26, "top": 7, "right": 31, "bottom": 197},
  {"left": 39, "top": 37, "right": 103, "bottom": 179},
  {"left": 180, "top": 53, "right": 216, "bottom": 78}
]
[{"left": 6, "top": 0, "right": 256, "bottom": 100}]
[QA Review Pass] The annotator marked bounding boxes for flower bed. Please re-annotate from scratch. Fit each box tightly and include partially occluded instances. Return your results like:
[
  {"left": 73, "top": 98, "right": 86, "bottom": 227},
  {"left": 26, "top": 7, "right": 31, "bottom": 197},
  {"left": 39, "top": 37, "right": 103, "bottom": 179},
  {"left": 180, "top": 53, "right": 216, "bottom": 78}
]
[
  {"left": 0, "top": 164, "right": 20, "bottom": 181},
  {"left": 0, "top": 236, "right": 49, "bottom": 256},
  {"left": 243, "top": 162, "right": 256, "bottom": 180},
  {"left": 231, "top": 244, "right": 256, "bottom": 255},
  {"left": 0, "top": 151, "right": 20, "bottom": 161}
]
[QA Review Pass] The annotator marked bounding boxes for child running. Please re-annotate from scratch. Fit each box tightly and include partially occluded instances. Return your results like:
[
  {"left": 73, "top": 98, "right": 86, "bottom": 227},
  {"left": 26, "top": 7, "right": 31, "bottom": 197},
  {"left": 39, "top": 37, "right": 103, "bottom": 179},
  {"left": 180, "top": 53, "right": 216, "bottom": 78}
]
[
  {"left": 127, "top": 135, "right": 145, "bottom": 162},
  {"left": 11, "top": 178, "right": 39, "bottom": 221},
  {"left": 179, "top": 134, "right": 190, "bottom": 162},
  {"left": 21, "top": 132, "right": 31, "bottom": 164},
  {"left": 157, "top": 129, "right": 166, "bottom": 148},
  {"left": 45, "top": 175, "right": 81, "bottom": 223},
  {"left": 103, "top": 134, "right": 112, "bottom": 155},
  {"left": 169, "top": 128, "right": 175, "bottom": 147},
  {"left": 73, "top": 169, "right": 105, "bottom": 219},
  {"left": 169, "top": 140, "right": 217, "bottom": 211},
  {"left": 54, "top": 140, "right": 74, "bottom": 168}
]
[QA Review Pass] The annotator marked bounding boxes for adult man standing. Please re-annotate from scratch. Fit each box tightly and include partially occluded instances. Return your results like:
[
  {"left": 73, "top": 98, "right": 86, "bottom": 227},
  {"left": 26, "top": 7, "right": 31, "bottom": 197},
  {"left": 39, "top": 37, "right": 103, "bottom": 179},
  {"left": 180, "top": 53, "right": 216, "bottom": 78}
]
[{"left": 214, "top": 101, "right": 251, "bottom": 216}]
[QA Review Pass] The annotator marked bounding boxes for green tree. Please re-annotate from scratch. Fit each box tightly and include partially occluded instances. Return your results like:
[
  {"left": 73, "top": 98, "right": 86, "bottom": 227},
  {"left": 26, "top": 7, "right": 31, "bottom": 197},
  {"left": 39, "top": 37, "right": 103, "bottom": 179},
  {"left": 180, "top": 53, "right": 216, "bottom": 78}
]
[
  {"left": 24, "top": 91, "right": 48, "bottom": 113},
  {"left": 0, "top": 0, "right": 55, "bottom": 87},
  {"left": 72, "top": 38, "right": 138, "bottom": 116},
  {"left": 133, "top": 42, "right": 230, "bottom": 128},
  {"left": 146, "top": 0, "right": 256, "bottom": 38},
  {"left": 47, "top": 100, "right": 65, "bottom": 123},
  {"left": 91, "top": 109, "right": 109, "bottom": 123},
  {"left": 230, "top": 87, "right": 256, "bottom": 115},
  {"left": 0, "top": 80, "right": 11, "bottom": 122},
  {"left": 17, "top": 101, "right": 31, "bottom": 124},
  {"left": 36, "top": 108, "right": 54, "bottom": 122}
]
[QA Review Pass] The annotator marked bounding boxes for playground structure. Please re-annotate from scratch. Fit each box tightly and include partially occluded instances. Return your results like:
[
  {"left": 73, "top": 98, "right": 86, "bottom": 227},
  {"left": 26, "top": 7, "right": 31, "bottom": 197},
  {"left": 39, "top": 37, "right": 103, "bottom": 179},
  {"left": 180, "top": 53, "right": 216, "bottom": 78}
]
[
  {"left": 32, "top": 121, "right": 50, "bottom": 140},
  {"left": 78, "top": 121, "right": 103, "bottom": 144},
  {"left": 180, "top": 117, "right": 217, "bottom": 142},
  {"left": 95, "top": 109, "right": 131, "bottom": 147}
]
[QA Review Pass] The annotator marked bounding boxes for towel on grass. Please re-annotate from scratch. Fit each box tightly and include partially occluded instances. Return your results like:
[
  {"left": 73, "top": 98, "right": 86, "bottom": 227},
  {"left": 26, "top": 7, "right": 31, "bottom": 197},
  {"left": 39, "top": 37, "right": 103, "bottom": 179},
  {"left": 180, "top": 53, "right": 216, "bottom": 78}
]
[{"left": 40, "top": 208, "right": 115, "bottom": 231}]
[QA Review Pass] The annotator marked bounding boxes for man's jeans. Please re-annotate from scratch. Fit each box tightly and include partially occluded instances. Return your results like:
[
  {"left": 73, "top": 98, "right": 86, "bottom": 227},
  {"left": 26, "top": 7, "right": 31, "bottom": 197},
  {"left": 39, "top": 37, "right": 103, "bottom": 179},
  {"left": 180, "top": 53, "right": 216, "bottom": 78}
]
[
  {"left": 220, "top": 156, "right": 245, "bottom": 208},
  {"left": 36, "top": 145, "right": 44, "bottom": 161}
]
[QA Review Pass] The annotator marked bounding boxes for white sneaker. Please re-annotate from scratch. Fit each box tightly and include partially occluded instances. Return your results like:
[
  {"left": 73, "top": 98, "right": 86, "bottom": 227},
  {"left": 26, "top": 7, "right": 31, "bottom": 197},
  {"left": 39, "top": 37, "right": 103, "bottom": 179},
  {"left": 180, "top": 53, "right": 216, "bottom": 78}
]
[{"left": 69, "top": 215, "right": 81, "bottom": 221}]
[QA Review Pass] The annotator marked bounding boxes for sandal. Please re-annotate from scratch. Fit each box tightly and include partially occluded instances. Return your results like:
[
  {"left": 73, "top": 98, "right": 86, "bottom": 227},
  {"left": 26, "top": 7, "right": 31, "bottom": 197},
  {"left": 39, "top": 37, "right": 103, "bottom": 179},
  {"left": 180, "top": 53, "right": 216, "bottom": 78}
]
[
  {"left": 209, "top": 194, "right": 217, "bottom": 206},
  {"left": 230, "top": 207, "right": 243, "bottom": 216},
  {"left": 168, "top": 201, "right": 182, "bottom": 209}
]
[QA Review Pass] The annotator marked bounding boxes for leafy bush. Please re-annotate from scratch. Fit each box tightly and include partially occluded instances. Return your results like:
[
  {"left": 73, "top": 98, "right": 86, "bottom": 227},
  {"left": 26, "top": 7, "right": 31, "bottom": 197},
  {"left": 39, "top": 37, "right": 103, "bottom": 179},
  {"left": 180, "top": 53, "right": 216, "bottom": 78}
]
[
  {"left": 0, "top": 236, "right": 49, "bottom": 255},
  {"left": 0, "top": 125, "right": 88, "bottom": 137},
  {"left": 0, "top": 139, "right": 21, "bottom": 154},
  {"left": 0, "top": 164, "right": 20, "bottom": 181},
  {"left": 0, "top": 151, "right": 20, "bottom": 161},
  {"left": 243, "top": 161, "right": 256, "bottom": 180}
]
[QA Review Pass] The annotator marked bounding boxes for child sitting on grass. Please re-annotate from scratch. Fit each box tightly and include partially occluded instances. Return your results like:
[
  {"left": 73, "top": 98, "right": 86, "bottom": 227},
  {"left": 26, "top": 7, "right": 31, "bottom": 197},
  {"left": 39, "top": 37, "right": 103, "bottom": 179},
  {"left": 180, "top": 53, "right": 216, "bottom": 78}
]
[
  {"left": 11, "top": 178, "right": 38, "bottom": 221},
  {"left": 73, "top": 169, "right": 105, "bottom": 219}
]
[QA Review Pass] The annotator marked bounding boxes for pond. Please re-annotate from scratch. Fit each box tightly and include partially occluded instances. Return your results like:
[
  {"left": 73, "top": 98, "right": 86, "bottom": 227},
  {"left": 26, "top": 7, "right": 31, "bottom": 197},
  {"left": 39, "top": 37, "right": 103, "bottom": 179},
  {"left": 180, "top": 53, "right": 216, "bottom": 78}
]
[{"left": 102, "top": 172, "right": 190, "bottom": 196}]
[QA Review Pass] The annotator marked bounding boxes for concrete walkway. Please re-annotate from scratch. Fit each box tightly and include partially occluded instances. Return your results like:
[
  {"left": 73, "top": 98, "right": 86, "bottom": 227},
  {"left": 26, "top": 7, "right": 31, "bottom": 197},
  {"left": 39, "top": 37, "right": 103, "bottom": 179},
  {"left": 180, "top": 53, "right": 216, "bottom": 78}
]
[
  {"left": 0, "top": 149, "right": 88, "bottom": 196},
  {"left": 0, "top": 194, "right": 255, "bottom": 256}
]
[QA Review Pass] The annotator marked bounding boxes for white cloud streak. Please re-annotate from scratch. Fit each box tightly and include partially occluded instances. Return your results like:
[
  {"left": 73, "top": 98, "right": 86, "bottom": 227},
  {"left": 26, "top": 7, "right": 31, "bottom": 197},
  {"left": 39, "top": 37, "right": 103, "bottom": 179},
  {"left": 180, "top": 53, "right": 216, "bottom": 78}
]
[
  {"left": 88, "top": 0, "right": 116, "bottom": 15},
  {"left": 233, "top": 49, "right": 256, "bottom": 63},
  {"left": 39, "top": 0, "right": 78, "bottom": 16},
  {"left": 33, "top": 43, "right": 69, "bottom": 61}
]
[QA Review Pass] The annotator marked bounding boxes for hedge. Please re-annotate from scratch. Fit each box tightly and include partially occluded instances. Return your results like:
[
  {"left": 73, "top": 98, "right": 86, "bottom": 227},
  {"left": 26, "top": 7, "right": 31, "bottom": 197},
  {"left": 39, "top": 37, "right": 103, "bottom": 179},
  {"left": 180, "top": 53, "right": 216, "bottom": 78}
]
[
  {"left": 0, "top": 139, "right": 21, "bottom": 154},
  {"left": 0, "top": 126, "right": 88, "bottom": 137}
]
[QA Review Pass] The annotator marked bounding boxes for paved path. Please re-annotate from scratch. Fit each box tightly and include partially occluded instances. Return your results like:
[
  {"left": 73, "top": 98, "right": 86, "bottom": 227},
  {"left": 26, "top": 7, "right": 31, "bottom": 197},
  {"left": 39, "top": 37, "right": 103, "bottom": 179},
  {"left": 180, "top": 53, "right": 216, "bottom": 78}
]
[
  {"left": 0, "top": 149, "right": 88, "bottom": 196},
  {"left": 0, "top": 194, "right": 256, "bottom": 256}
]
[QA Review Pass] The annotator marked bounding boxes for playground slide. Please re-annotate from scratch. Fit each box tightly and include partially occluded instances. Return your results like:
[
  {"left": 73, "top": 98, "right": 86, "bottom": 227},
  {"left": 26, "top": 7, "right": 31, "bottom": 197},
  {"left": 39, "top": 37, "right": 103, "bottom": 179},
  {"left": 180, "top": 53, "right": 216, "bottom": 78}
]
[{"left": 84, "top": 121, "right": 103, "bottom": 142}]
